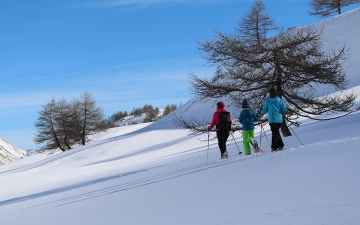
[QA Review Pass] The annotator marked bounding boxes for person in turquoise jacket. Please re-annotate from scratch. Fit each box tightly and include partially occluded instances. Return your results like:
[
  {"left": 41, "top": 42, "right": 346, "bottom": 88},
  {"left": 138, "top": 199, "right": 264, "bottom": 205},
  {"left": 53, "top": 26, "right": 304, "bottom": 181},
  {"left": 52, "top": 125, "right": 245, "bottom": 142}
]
[
  {"left": 239, "top": 99, "right": 260, "bottom": 155},
  {"left": 260, "top": 87, "right": 287, "bottom": 151}
]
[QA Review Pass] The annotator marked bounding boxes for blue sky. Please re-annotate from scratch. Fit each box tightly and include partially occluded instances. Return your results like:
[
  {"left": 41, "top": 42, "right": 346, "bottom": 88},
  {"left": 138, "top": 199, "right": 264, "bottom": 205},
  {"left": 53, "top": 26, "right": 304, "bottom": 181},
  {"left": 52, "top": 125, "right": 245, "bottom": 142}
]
[{"left": 1, "top": 0, "right": 359, "bottom": 150}]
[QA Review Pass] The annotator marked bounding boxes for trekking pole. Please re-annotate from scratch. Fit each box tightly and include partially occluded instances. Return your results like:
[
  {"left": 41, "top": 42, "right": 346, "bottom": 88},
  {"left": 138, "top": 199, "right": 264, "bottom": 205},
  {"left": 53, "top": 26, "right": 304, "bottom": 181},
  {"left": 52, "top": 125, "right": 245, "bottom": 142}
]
[
  {"left": 207, "top": 129, "right": 210, "bottom": 163},
  {"left": 230, "top": 132, "right": 242, "bottom": 154},
  {"left": 260, "top": 122, "right": 271, "bottom": 146},
  {"left": 285, "top": 121, "right": 304, "bottom": 145}
]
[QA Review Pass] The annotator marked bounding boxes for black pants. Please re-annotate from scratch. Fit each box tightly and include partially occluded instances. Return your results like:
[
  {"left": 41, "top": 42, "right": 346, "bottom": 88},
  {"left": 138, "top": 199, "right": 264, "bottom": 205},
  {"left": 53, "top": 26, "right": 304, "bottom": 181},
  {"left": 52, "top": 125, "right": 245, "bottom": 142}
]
[
  {"left": 216, "top": 130, "right": 230, "bottom": 154},
  {"left": 269, "top": 123, "right": 284, "bottom": 150}
]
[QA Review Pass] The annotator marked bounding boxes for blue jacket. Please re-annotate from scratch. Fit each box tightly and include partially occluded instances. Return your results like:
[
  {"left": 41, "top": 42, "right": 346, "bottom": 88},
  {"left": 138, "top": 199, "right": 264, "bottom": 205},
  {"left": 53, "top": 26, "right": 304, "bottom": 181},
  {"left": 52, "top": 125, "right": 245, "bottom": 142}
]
[
  {"left": 260, "top": 97, "right": 286, "bottom": 123},
  {"left": 239, "top": 108, "right": 260, "bottom": 130}
]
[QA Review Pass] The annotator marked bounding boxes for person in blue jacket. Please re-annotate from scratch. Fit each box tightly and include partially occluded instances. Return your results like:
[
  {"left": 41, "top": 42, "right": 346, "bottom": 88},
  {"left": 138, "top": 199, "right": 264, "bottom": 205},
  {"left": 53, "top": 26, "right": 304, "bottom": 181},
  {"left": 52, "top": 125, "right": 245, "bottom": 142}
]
[
  {"left": 239, "top": 99, "right": 260, "bottom": 155},
  {"left": 260, "top": 87, "right": 287, "bottom": 151}
]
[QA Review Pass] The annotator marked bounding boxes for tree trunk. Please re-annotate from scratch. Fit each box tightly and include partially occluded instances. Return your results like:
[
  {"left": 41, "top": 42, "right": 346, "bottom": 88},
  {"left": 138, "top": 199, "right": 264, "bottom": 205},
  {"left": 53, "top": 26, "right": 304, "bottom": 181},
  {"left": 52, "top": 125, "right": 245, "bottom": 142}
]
[{"left": 337, "top": 0, "right": 342, "bottom": 14}]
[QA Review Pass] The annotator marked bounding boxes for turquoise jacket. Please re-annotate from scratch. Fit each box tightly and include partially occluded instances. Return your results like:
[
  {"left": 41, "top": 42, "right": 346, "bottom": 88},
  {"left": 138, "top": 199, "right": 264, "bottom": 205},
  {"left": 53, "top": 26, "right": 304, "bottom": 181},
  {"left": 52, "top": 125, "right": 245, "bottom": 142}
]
[
  {"left": 260, "top": 97, "right": 286, "bottom": 123},
  {"left": 239, "top": 108, "right": 260, "bottom": 130}
]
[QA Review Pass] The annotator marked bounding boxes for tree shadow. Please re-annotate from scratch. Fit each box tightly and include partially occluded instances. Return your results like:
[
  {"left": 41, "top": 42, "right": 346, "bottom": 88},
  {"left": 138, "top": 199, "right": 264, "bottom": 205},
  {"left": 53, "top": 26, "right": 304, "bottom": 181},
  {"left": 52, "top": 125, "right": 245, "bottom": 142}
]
[{"left": 0, "top": 153, "right": 260, "bottom": 208}]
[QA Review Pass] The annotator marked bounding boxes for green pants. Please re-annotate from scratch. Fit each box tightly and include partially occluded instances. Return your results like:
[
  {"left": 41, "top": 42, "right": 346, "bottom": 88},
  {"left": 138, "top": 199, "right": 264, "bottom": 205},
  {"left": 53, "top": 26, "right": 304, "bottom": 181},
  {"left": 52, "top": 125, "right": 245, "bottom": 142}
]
[{"left": 243, "top": 130, "right": 254, "bottom": 155}]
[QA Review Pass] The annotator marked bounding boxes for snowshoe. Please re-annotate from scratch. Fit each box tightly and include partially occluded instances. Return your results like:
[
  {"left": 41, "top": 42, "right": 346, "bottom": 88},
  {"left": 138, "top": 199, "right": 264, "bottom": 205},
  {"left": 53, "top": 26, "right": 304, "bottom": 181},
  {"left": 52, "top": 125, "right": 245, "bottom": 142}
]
[
  {"left": 221, "top": 151, "right": 229, "bottom": 159},
  {"left": 250, "top": 139, "right": 261, "bottom": 153}
]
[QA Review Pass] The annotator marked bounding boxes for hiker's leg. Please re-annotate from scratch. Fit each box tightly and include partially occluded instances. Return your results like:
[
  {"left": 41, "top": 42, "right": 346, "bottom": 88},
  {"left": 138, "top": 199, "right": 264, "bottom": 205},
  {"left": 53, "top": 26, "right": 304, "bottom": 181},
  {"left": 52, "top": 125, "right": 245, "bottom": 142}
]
[{"left": 243, "top": 130, "right": 251, "bottom": 155}]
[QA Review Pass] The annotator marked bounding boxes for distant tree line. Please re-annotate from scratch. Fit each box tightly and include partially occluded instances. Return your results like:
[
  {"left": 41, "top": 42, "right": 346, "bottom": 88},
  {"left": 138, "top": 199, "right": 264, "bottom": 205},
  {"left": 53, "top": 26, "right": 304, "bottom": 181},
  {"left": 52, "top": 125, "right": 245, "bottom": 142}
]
[
  {"left": 163, "top": 104, "right": 178, "bottom": 116},
  {"left": 107, "top": 103, "right": 179, "bottom": 127},
  {"left": 131, "top": 104, "right": 160, "bottom": 122},
  {"left": 34, "top": 92, "right": 105, "bottom": 152}
]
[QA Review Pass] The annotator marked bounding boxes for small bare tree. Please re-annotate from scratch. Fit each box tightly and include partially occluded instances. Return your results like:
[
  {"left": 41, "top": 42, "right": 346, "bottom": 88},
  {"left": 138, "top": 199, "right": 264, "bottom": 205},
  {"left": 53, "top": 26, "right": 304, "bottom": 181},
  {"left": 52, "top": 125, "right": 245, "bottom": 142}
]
[
  {"left": 308, "top": 0, "right": 360, "bottom": 17},
  {"left": 75, "top": 92, "right": 105, "bottom": 145},
  {"left": 54, "top": 98, "right": 74, "bottom": 150},
  {"left": 143, "top": 104, "right": 158, "bottom": 122},
  {"left": 34, "top": 98, "right": 67, "bottom": 152},
  {"left": 163, "top": 104, "right": 178, "bottom": 116}
]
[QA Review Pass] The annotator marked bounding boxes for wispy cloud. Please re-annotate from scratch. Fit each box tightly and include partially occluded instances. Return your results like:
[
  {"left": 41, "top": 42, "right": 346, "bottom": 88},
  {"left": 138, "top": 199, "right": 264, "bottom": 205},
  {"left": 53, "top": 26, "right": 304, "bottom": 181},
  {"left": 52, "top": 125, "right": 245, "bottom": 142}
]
[
  {"left": 0, "top": 91, "right": 80, "bottom": 110},
  {"left": 73, "top": 0, "right": 226, "bottom": 9},
  {"left": 20, "top": 70, "right": 86, "bottom": 81}
]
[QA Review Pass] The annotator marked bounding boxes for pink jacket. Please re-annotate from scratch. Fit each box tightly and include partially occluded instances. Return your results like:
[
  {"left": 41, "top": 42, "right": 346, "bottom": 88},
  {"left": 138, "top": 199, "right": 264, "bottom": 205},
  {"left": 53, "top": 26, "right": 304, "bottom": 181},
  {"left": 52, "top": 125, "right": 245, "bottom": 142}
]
[{"left": 209, "top": 107, "right": 232, "bottom": 131}]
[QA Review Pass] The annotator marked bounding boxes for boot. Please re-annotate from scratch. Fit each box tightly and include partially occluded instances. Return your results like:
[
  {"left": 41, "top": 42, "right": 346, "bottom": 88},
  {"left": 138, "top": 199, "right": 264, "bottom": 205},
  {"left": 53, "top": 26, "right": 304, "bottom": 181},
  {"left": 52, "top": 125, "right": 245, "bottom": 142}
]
[
  {"left": 221, "top": 151, "right": 228, "bottom": 159},
  {"left": 250, "top": 139, "right": 260, "bottom": 153}
]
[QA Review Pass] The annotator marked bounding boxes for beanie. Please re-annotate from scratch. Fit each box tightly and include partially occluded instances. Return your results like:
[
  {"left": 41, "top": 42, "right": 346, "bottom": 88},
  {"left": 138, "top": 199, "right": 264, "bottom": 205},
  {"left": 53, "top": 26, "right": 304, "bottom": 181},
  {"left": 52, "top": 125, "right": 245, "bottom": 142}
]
[
  {"left": 242, "top": 99, "right": 250, "bottom": 109},
  {"left": 216, "top": 101, "right": 225, "bottom": 108}
]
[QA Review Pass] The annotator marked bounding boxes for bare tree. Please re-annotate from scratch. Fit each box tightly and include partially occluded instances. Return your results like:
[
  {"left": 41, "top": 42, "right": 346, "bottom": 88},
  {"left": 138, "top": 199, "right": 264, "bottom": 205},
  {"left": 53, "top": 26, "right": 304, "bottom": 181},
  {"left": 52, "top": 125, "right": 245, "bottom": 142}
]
[
  {"left": 108, "top": 110, "right": 129, "bottom": 127},
  {"left": 75, "top": 92, "right": 105, "bottom": 145},
  {"left": 34, "top": 98, "right": 66, "bottom": 152},
  {"left": 130, "top": 107, "right": 142, "bottom": 117},
  {"left": 54, "top": 98, "right": 74, "bottom": 150},
  {"left": 237, "top": 0, "right": 276, "bottom": 47},
  {"left": 143, "top": 104, "right": 160, "bottom": 122},
  {"left": 163, "top": 104, "right": 178, "bottom": 116},
  {"left": 308, "top": 0, "right": 360, "bottom": 17},
  {"left": 189, "top": 0, "right": 359, "bottom": 125},
  {"left": 67, "top": 99, "right": 83, "bottom": 145},
  {"left": 34, "top": 92, "right": 105, "bottom": 151}
]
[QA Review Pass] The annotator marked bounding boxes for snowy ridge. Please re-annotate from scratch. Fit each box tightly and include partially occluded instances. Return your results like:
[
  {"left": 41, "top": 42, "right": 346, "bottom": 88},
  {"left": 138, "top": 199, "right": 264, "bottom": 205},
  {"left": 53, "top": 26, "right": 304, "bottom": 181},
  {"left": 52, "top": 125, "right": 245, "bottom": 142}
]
[{"left": 0, "top": 137, "right": 26, "bottom": 165}]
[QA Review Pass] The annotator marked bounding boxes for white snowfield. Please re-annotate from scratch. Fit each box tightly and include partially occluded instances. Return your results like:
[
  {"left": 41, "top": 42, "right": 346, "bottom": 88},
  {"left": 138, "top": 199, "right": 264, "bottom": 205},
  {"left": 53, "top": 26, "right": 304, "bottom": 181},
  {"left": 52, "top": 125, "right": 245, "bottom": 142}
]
[
  {"left": 0, "top": 90, "right": 360, "bottom": 225},
  {"left": 1, "top": 7, "right": 360, "bottom": 225}
]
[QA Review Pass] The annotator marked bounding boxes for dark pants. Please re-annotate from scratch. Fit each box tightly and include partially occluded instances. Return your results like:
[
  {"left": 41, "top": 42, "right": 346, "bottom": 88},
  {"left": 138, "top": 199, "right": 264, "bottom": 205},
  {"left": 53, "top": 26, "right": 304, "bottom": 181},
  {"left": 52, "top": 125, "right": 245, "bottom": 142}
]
[
  {"left": 216, "top": 130, "right": 230, "bottom": 154},
  {"left": 269, "top": 123, "right": 284, "bottom": 150}
]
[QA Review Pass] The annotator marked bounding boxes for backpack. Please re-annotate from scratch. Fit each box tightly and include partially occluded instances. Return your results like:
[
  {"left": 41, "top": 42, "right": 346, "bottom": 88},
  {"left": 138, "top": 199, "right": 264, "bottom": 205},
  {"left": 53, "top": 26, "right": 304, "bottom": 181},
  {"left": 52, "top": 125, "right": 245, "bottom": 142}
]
[{"left": 217, "top": 111, "right": 231, "bottom": 130}]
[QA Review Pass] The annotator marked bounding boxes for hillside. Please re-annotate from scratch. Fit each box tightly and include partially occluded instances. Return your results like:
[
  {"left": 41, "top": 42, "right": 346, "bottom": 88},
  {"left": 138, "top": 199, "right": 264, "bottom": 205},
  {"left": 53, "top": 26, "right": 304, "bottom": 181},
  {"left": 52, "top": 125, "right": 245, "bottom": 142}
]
[
  {"left": 0, "top": 138, "right": 27, "bottom": 165},
  {"left": 0, "top": 85, "right": 359, "bottom": 225},
  {"left": 301, "top": 7, "right": 360, "bottom": 94},
  {"left": 0, "top": 7, "right": 360, "bottom": 225}
]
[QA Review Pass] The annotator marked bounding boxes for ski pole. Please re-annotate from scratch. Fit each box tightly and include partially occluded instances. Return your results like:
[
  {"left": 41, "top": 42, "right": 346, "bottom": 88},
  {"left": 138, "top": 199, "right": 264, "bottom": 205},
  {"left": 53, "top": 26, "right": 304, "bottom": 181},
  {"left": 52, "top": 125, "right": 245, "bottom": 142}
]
[
  {"left": 230, "top": 132, "right": 242, "bottom": 154},
  {"left": 260, "top": 122, "right": 271, "bottom": 146},
  {"left": 285, "top": 121, "right": 304, "bottom": 145},
  {"left": 207, "top": 129, "right": 210, "bottom": 163}
]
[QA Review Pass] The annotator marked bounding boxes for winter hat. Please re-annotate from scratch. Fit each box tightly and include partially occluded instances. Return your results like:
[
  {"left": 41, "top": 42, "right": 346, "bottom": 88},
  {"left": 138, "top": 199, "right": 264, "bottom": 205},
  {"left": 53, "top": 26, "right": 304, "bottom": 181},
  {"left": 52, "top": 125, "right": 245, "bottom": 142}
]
[
  {"left": 216, "top": 101, "right": 225, "bottom": 108},
  {"left": 242, "top": 99, "right": 250, "bottom": 109}
]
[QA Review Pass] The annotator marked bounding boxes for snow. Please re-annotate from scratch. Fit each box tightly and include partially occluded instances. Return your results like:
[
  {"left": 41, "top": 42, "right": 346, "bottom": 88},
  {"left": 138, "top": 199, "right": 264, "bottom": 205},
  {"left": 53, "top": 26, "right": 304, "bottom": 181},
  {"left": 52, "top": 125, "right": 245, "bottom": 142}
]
[
  {"left": 301, "top": 7, "right": 360, "bottom": 93},
  {"left": 1, "top": 89, "right": 359, "bottom": 225},
  {"left": 0, "top": 137, "right": 27, "bottom": 165},
  {"left": 1, "top": 7, "right": 360, "bottom": 225}
]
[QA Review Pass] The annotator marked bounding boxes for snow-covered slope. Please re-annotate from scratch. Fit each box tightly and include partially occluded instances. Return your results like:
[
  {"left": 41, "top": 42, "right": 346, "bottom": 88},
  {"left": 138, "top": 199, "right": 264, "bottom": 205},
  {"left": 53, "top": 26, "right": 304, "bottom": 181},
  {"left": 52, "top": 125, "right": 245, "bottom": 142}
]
[
  {"left": 0, "top": 137, "right": 27, "bottom": 165},
  {"left": 0, "top": 86, "right": 359, "bottom": 225},
  {"left": 302, "top": 7, "right": 360, "bottom": 92}
]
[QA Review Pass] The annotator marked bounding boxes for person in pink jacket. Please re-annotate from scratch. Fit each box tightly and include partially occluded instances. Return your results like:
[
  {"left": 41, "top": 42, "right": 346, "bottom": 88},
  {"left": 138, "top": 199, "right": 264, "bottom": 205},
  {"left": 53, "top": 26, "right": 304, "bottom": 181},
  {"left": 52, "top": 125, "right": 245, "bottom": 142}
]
[{"left": 208, "top": 101, "right": 233, "bottom": 159}]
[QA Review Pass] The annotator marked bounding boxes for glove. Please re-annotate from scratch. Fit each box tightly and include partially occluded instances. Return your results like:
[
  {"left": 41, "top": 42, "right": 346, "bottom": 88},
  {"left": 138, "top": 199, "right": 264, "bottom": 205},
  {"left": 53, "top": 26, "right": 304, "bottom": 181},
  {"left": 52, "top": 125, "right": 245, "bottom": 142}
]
[{"left": 207, "top": 126, "right": 211, "bottom": 131}]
